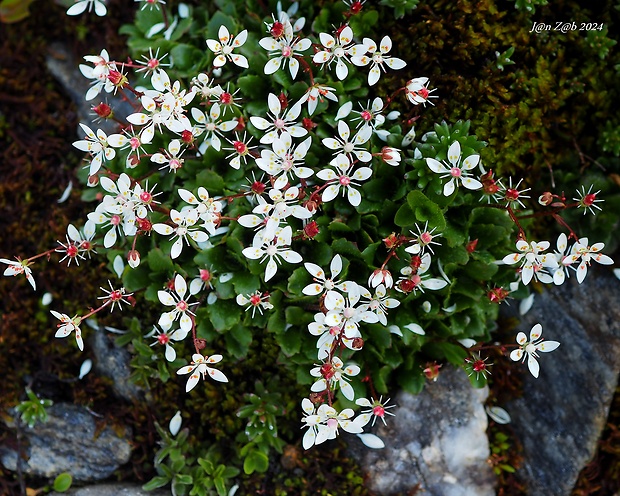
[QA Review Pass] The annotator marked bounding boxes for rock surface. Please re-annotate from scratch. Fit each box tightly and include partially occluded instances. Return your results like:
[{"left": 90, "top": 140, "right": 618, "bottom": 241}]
[
  {"left": 0, "top": 403, "right": 132, "bottom": 481},
  {"left": 90, "top": 327, "right": 144, "bottom": 402},
  {"left": 505, "top": 267, "right": 620, "bottom": 496},
  {"left": 50, "top": 483, "right": 168, "bottom": 496},
  {"left": 350, "top": 366, "right": 496, "bottom": 496}
]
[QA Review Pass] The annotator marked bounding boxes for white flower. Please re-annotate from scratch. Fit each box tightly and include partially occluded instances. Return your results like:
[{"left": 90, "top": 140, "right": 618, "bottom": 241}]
[
  {"left": 241, "top": 225, "right": 302, "bottom": 281},
  {"left": 562, "top": 237, "right": 614, "bottom": 283},
  {"left": 313, "top": 26, "right": 355, "bottom": 80},
  {"left": 67, "top": 0, "right": 107, "bottom": 16},
  {"left": 573, "top": 185, "right": 604, "bottom": 215},
  {"left": 310, "top": 356, "right": 360, "bottom": 401},
  {"left": 299, "top": 83, "right": 338, "bottom": 115},
  {"left": 502, "top": 240, "right": 557, "bottom": 286},
  {"left": 249, "top": 93, "right": 306, "bottom": 144},
  {"left": 322, "top": 120, "right": 372, "bottom": 163},
  {"left": 157, "top": 274, "right": 196, "bottom": 332},
  {"left": 72, "top": 124, "right": 123, "bottom": 176},
  {"left": 206, "top": 26, "right": 249, "bottom": 68},
  {"left": 405, "top": 77, "right": 437, "bottom": 106},
  {"left": 302, "top": 254, "right": 351, "bottom": 296},
  {"left": 177, "top": 187, "right": 223, "bottom": 234},
  {"left": 150, "top": 139, "right": 186, "bottom": 173},
  {"left": 236, "top": 291, "right": 274, "bottom": 317},
  {"left": 259, "top": 19, "right": 311, "bottom": 79},
  {"left": 177, "top": 353, "right": 228, "bottom": 392},
  {"left": 126, "top": 92, "right": 179, "bottom": 144},
  {"left": 313, "top": 404, "right": 364, "bottom": 445},
  {"left": 396, "top": 253, "right": 449, "bottom": 294},
  {"left": 152, "top": 209, "right": 209, "bottom": 259},
  {"left": 1, "top": 258, "right": 36, "bottom": 290},
  {"left": 148, "top": 323, "right": 189, "bottom": 362},
  {"left": 510, "top": 324, "right": 560, "bottom": 378},
  {"left": 350, "top": 36, "right": 407, "bottom": 86},
  {"left": 355, "top": 396, "right": 396, "bottom": 427},
  {"left": 359, "top": 284, "right": 400, "bottom": 326},
  {"left": 316, "top": 155, "right": 372, "bottom": 207},
  {"left": 255, "top": 133, "right": 313, "bottom": 190},
  {"left": 426, "top": 141, "right": 483, "bottom": 196},
  {"left": 51, "top": 311, "right": 84, "bottom": 351},
  {"left": 404, "top": 222, "right": 442, "bottom": 256},
  {"left": 190, "top": 104, "right": 237, "bottom": 153},
  {"left": 323, "top": 285, "right": 379, "bottom": 334}
]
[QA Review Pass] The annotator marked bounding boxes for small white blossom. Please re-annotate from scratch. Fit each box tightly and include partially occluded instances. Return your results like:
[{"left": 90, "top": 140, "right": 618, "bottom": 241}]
[
  {"left": 426, "top": 141, "right": 483, "bottom": 196},
  {"left": 177, "top": 353, "right": 228, "bottom": 392},
  {"left": 51, "top": 311, "right": 84, "bottom": 351},
  {"left": 510, "top": 324, "right": 560, "bottom": 378},
  {"left": 67, "top": 0, "right": 107, "bottom": 17},
  {"left": 206, "top": 26, "right": 249, "bottom": 68},
  {"left": 350, "top": 36, "right": 406, "bottom": 86}
]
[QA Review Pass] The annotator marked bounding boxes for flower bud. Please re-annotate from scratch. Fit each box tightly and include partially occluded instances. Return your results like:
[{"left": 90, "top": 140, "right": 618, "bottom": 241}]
[
  {"left": 538, "top": 192, "right": 553, "bottom": 206},
  {"left": 303, "top": 221, "right": 320, "bottom": 239},
  {"left": 181, "top": 129, "right": 195, "bottom": 145},
  {"left": 92, "top": 102, "right": 113, "bottom": 119},
  {"left": 270, "top": 21, "right": 285, "bottom": 38},
  {"left": 251, "top": 180, "right": 266, "bottom": 196},
  {"left": 87, "top": 174, "right": 99, "bottom": 187},
  {"left": 352, "top": 337, "right": 364, "bottom": 350},
  {"left": 302, "top": 117, "right": 317, "bottom": 131},
  {"left": 368, "top": 269, "right": 393, "bottom": 288},
  {"left": 423, "top": 362, "right": 442, "bottom": 381},
  {"left": 107, "top": 70, "right": 128, "bottom": 89},
  {"left": 194, "top": 338, "right": 207, "bottom": 350},
  {"left": 381, "top": 146, "right": 401, "bottom": 166},
  {"left": 466, "top": 239, "right": 478, "bottom": 253},
  {"left": 234, "top": 115, "right": 246, "bottom": 132},
  {"left": 127, "top": 250, "right": 140, "bottom": 268},
  {"left": 383, "top": 233, "right": 398, "bottom": 249}
]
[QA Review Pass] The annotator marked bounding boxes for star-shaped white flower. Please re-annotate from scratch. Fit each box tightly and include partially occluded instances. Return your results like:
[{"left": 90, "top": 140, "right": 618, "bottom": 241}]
[
  {"left": 259, "top": 19, "right": 311, "bottom": 79},
  {"left": 177, "top": 353, "right": 228, "bottom": 392},
  {"left": 153, "top": 209, "right": 209, "bottom": 259},
  {"left": 1, "top": 258, "right": 36, "bottom": 290},
  {"left": 157, "top": 274, "right": 197, "bottom": 332},
  {"left": 51, "top": 311, "right": 84, "bottom": 351},
  {"left": 322, "top": 120, "right": 372, "bottom": 163},
  {"left": 241, "top": 225, "right": 302, "bottom": 281},
  {"left": 510, "top": 323, "right": 560, "bottom": 378},
  {"left": 206, "top": 26, "right": 249, "bottom": 68},
  {"left": 562, "top": 237, "right": 614, "bottom": 283},
  {"left": 310, "top": 356, "right": 360, "bottom": 401},
  {"left": 317, "top": 155, "right": 372, "bottom": 207},
  {"left": 249, "top": 93, "right": 307, "bottom": 144},
  {"left": 350, "top": 36, "right": 406, "bottom": 86},
  {"left": 313, "top": 26, "right": 355, "bottom": 80},
  {"left": 426, "top": 141, "right": 483, "bottom": 196}
]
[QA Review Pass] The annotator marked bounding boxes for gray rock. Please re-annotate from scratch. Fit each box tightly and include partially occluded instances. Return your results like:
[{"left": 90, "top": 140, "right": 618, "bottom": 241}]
[
  {"left": 505, "top": 268, "right": 620, "bottom": 496},
  {"left": 50, "top": 483, "right": 168, "bottom": 496},
  {"left": 351, "top": 366, "right": 496, "bottom": 496},
  {"left": 91, "top": 328, "right": 145, "bottom": 402},
  {"left": 0, "top": 403, "right": 132, "bottom": 481}
]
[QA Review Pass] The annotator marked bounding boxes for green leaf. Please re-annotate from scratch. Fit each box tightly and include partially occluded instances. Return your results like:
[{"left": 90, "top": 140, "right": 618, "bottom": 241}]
[
  {"left": 170, "top": 44, "right": 204, "bottom": 72},
  {"left": 243, "top": 450, "right": 269, "bottom": 475},
  {"left": 287, "top": 267, "right": 309, "bottom": 295},
  {"left": 276, "top": 327, "right": 302, "bottom": 356},
  {"left": 52, "top": 473, "right": 72, "bottom": 492},
  {"left": 207, "top": 299, "right": 241, "bottom": 332},
  {"left": 147, "top": 248, "right": 175, "bottom": 273},
  {"left": 407, "top": 190, "right": 446, "bottom": 230},
  {"left": 143, "top": 476, "right": 171, "bottom": 491},
  {"left": 394, "top": 203, "right": 416, "bottom": 227},
  {"left": 225, "top": 324, "right": 252, "bottom": 358},
  {"left": 237, "top": 75, "right": 268, "bottom": 99}
]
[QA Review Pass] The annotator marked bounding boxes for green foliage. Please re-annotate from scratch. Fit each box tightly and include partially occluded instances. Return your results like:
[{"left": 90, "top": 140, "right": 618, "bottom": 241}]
[
  {"left": 52, "top": 473, "right": 73, "bottom": 493},
  {"left": 14, "top": 388, "right": 53, "bottom": 429}
]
